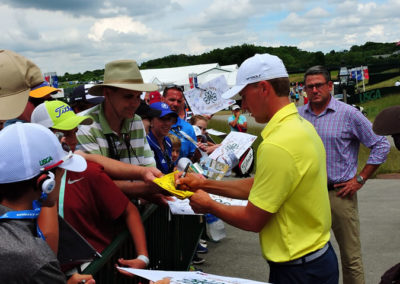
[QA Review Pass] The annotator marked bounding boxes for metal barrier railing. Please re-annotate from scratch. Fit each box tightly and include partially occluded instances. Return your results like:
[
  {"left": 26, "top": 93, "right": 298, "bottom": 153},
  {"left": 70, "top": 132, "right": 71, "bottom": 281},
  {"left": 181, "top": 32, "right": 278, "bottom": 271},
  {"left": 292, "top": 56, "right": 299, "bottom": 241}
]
[{"left": 82, "top": 204, "right": 203, "bottom": 283}]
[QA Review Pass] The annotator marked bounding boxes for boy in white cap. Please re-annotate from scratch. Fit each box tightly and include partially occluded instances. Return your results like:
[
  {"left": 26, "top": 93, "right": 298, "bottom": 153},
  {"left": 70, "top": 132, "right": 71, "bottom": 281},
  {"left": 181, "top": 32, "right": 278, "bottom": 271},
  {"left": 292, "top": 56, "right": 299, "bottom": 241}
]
[
  {"left": 32, "top": 100, "right": 151, "bottom": 271},
  {"left": 0, "top": 123, "right": 94, "bottom": 283},
  {"left": 177, "top": 54, "right": 338, "bottom": 283}
]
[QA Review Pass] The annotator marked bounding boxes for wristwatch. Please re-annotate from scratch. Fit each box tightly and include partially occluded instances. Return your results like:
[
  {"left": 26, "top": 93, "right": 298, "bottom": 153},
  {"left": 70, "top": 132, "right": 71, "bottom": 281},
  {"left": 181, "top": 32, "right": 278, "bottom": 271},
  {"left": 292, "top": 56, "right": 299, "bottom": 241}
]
[{"left": 356, "top": 175, "right": 365, "bottom": 185}]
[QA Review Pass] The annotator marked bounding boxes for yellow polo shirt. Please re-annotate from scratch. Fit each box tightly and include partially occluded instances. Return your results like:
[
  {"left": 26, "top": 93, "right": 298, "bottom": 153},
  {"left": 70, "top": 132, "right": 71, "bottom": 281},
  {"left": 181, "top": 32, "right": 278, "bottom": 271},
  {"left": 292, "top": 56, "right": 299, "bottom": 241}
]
[{"left": 248, "top": 103, "right": 331, "bottom": 262}]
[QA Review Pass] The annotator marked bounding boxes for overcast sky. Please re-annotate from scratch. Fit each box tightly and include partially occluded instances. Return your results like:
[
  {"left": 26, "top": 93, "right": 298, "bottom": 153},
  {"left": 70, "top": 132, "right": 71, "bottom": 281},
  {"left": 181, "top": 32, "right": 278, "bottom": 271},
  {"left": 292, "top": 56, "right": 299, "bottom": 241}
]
[{"left": 1, "top": 0, "right": 399, "bottom": 75}]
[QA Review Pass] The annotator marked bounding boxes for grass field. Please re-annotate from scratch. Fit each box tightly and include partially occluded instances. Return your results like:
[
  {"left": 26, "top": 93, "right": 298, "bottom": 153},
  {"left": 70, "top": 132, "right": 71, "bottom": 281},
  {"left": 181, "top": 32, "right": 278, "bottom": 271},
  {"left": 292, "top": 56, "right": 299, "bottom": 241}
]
[
  {"left": 362, "top": 94, "right": 400, "bottom": 121},
  {"left": 363, "top": 75, "right": 400, "bottom": 91}
]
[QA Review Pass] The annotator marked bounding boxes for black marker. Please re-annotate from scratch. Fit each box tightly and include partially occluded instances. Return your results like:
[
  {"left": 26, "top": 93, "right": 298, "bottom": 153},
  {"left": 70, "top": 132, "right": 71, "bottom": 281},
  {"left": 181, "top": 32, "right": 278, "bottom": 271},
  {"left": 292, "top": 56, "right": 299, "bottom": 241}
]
[
  {"left": 181, "top": 162, "right": 190, "bottom": 178},
  {"left": 177, "top": 161, "right": 190, "bottom": 190}
]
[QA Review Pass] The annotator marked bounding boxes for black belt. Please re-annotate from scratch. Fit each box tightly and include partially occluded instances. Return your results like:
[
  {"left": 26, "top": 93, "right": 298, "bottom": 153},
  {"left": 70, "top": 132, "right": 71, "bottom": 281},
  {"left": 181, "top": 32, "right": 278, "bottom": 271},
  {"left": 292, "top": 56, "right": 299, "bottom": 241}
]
[{"left": 268, "top": 242, "right": 330, "bottom": 266}]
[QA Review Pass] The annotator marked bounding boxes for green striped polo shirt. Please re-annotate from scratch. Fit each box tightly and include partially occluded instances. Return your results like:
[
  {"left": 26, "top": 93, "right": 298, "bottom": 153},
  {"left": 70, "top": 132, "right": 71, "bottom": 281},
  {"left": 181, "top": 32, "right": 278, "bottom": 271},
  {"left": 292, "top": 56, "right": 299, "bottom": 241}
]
[{"left": 76, "top": 104, "right": 156, "bottom": 167}]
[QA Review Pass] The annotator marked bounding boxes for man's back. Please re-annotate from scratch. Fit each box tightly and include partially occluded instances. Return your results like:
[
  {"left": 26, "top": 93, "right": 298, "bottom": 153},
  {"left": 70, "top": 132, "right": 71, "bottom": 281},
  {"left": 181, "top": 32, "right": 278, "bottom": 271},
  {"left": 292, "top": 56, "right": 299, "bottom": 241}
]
[
  {"left": 249, "top": 104, "right": 331, "bottom": 262},
  {"left": 0, "top": 205, "right": 66, "bottom": 283}
]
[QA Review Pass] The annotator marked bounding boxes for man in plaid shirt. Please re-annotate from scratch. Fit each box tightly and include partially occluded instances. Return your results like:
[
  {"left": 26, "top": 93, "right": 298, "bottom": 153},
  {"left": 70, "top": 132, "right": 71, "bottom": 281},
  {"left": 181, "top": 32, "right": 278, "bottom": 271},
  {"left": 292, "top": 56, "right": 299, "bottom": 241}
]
[{"left": 298, "top": 65, "right": 390, "bottom": 284}]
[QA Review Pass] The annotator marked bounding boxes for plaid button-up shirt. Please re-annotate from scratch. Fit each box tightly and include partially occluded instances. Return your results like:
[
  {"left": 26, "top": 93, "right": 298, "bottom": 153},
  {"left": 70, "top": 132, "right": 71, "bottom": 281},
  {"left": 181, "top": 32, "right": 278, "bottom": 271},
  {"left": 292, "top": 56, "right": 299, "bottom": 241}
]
[{"left": 298, "top": 97, "right": 390, "bottom": 183}]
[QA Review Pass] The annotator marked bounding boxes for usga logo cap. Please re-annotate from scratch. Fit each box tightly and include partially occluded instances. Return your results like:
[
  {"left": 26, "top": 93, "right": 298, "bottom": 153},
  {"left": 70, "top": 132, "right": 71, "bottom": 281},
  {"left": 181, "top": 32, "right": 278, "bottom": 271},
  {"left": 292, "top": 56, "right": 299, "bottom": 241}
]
[{"left": 0, "top": 123, "right": 87, "bottom": 184}]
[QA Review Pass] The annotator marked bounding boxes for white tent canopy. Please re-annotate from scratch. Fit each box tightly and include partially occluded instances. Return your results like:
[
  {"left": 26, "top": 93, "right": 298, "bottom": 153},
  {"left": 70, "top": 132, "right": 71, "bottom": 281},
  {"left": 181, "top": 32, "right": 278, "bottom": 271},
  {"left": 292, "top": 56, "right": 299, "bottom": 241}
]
[
  {"left": 141, "top": 63, "right": 219, "bottom": 87},
  {"left": 140, "top": 63, "right": 238, "bottom": 91}
]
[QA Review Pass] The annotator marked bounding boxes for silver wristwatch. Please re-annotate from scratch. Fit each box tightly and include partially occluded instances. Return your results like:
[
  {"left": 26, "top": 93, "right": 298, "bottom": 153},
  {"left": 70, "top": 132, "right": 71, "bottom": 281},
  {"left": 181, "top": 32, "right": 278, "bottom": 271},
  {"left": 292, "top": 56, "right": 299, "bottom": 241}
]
[{"left": 356, "top": 175, "right": 365, "bottom": 185}]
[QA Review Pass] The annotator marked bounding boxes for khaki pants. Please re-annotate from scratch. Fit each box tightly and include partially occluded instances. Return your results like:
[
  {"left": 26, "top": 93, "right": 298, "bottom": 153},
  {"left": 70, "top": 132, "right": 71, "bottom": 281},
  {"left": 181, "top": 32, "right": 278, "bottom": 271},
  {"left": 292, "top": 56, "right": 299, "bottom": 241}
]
[{"left": 329, "top": 190, "right": 365, "bottom": 284}]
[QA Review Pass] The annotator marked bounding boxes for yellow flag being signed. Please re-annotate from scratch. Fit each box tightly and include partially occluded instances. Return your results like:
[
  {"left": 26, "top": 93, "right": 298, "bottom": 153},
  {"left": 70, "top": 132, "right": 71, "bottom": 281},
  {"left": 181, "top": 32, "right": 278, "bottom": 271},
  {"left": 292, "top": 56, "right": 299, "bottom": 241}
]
[{"left": 152, "top": 171, "right": 194, "bottom": 200}]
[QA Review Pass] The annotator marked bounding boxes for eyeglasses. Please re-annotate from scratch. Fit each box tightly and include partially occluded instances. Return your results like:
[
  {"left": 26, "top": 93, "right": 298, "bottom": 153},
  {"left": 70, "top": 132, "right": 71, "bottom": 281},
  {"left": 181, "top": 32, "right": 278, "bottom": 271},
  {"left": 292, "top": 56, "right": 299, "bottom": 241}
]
[
  {"left": 163, "top": 84, "right": 184, "bottom": 93},
  {"left": 305, "top": 82, "right": 328, "bottom": 91},
  {"left": 41, "top": 151, "right": 73, "bottom": 171}
]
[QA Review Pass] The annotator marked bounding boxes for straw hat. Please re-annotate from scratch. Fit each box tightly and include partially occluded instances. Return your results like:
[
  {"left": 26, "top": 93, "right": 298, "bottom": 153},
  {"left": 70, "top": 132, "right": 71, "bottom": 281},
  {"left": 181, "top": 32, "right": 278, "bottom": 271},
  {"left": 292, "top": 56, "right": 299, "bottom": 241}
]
[{"left": 89, "top": 59, "right": 158, "bottom": 96}]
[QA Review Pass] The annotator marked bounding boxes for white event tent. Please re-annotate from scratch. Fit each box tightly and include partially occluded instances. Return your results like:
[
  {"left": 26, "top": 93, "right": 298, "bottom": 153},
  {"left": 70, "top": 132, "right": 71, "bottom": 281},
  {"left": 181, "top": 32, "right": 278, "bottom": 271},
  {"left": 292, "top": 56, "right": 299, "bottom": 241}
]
[{"left": 140, "top": 63, "right": 238, "bottom": 91}]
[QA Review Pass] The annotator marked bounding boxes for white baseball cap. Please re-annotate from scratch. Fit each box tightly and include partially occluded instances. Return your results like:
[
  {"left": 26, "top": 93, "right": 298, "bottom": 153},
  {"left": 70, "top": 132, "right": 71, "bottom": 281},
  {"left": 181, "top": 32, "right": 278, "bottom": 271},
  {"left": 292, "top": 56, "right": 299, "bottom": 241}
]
[
  {"left": 222, "top": 53, "right": 288, "bottom": 99},
  {"left": 0, "top": 123, "right": 87, "bottom": 184},
  {"left": 231, "top": 104, "right": 240, "bottom": 111}
]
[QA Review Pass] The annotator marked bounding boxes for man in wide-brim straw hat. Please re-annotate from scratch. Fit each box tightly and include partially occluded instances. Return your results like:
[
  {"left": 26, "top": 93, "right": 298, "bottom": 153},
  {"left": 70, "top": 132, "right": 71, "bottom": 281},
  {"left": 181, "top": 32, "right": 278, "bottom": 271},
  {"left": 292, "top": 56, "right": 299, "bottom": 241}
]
[{"left": 76, "top": 59, "right": 164, "bottom": 199}]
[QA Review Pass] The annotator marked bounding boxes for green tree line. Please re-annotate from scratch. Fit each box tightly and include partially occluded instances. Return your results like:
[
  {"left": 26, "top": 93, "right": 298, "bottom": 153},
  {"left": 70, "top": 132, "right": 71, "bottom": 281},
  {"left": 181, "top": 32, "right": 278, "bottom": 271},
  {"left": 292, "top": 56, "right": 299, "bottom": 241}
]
[{"left": 59, "top": 42, "right": 400, "bottom": 83}]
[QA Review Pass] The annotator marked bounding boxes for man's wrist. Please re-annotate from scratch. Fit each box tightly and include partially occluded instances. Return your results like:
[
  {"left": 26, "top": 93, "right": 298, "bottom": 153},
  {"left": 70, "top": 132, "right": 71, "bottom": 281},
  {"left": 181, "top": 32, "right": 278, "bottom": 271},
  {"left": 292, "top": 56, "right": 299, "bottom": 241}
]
[
  {"left": 137, "top": 166, "right": 147, "bottom": 180},
  {"left": 356, "top": 175, "right": 365, "bottom": 185}
]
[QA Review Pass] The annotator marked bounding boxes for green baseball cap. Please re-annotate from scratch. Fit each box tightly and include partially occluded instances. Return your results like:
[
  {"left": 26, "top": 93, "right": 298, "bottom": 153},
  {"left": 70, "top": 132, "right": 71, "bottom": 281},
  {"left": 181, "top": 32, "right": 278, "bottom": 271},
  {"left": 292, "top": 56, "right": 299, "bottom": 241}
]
[{"left": 31, "top": 100, "right": 93, "bottom": 130}]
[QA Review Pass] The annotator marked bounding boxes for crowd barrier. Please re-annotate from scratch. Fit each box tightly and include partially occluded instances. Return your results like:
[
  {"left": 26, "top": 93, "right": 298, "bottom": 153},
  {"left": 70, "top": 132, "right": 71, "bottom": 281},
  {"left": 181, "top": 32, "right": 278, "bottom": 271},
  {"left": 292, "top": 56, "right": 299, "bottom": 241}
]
[{"left": 82, "top": 204, "right": 204, "bottom": 283}]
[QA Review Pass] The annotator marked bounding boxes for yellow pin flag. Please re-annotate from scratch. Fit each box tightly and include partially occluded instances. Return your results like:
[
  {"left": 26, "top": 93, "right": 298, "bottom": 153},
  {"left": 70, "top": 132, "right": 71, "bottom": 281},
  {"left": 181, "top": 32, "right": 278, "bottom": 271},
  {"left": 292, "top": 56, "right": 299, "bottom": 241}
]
[{"left": 152, "top": 171, "right": 194, "bottom": 200}]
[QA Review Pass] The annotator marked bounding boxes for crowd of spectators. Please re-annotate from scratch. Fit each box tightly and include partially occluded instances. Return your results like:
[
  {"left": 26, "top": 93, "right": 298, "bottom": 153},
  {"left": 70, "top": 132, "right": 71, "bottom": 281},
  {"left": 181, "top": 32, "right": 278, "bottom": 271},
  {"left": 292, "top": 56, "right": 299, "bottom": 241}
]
[{"left": 0, "top": 49, "right": 396, "bottom": 284}]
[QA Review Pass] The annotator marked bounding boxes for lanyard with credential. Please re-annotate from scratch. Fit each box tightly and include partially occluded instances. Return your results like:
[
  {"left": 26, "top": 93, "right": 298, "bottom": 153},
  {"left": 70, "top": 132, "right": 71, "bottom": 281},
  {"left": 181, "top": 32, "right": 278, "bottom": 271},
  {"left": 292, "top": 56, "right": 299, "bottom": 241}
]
[
  {"left": 58, "top": 170, "right": 67, "bottom": 218},
  {"left": 0, "top": 194, "right": 46, "bottom": 240},
  {"left": 171, "top": 128, "right": 208, "bottom": 158}
]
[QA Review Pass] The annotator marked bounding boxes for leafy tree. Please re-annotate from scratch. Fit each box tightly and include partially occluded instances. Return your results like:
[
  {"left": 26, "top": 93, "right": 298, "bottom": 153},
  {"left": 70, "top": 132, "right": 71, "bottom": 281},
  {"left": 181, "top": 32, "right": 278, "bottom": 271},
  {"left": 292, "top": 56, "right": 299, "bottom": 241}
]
[{"left": 58, "top": 42, "right": 400, "bottom": 83}]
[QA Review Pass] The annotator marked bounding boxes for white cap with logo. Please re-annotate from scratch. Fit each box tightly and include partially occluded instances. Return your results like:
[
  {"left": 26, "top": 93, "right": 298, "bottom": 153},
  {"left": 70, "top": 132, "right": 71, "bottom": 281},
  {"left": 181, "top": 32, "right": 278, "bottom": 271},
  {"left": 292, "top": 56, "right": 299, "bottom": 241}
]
[
  {"left": 0, "top": 123, "right": 87, "bottom": 184},
  {"left": 222, "top": 53, "right": 289, "bottom": 99}
]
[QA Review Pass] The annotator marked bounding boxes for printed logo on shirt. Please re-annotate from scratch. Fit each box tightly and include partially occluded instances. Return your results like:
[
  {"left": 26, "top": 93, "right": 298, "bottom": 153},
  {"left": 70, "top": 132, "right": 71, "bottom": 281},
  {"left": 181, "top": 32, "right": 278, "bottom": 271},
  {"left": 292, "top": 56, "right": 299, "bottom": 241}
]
[{"left": 67, "top": 177, "right": 84, "bottom": 184}]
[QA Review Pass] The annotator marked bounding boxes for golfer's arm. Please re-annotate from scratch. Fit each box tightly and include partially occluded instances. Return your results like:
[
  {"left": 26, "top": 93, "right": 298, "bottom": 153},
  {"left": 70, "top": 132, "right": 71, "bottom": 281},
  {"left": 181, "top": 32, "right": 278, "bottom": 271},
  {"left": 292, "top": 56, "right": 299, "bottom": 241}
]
[
  {"left": 208, "top": 201, "right": 271, "bottom": 232},
  {"left": 201, "top": 177, "right": 253, "bottom": 200}
]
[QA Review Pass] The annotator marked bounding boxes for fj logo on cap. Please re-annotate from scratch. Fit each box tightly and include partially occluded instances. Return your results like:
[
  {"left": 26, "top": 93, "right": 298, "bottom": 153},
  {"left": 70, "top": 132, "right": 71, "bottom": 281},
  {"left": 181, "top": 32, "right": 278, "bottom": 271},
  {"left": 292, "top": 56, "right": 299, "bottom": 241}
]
[
  {"left": 39, "top": 156, "right": 53, "bottom": 166},
  {"left": 55, "top": 105, "right": 73, "bottom": 118}
]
